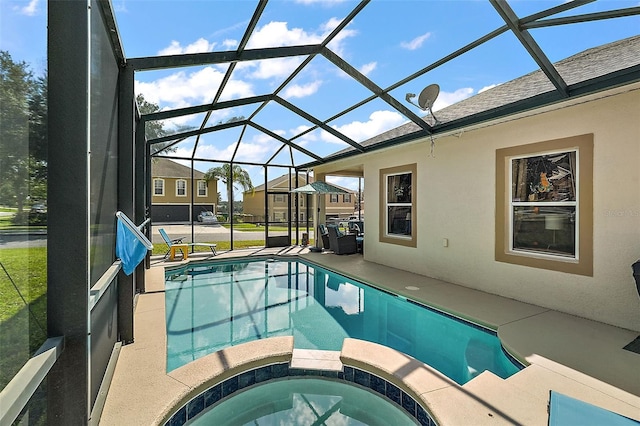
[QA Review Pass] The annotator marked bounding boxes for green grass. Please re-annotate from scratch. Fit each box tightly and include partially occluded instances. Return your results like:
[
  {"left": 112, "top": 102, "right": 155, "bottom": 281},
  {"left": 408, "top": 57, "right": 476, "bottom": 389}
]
[
  {"left": 0, "top": 212, "right": 46, "bottom": 231},
  {"left": 151, "top": 238, "right": 313, "bottom": 256},
  {"left": 0, "top": 247, "right": 48, "bottom": 390},
  {"left": 219, "top": 223, "right": 291, "bottom": 232},
  {"left": 0, "top": 247, "right": 47, "bottom": 321}
]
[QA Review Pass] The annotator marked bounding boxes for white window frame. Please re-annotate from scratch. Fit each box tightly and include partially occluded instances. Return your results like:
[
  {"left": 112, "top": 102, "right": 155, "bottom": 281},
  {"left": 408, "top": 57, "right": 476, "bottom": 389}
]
[
  {"left": 197, "top": 180, "right": 207, "bottom": 197},
  {"left": 343, "top": 194, "right": 352, "bottom": 203},
  {"left": 508, "top": 149, "right": 579, "bottom": 261},
  {"left": 176, "top": 179, "right": 187, "bottom": 197},
  {"left": 153, "top": 179, "right": 164, "bottom": 196},
  {"left": 379, "top": 163, "right": 416, "bottom": 247},
  {"left": 495, "top": 134, "right": 593, "bottom": 276}
]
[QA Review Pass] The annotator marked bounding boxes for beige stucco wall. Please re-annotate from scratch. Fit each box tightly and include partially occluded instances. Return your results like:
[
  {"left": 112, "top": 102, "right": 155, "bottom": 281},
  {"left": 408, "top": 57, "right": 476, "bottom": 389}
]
[
  {"left": 315, "top": 86, "right": 640, "bottom": 332},
  {"left": 243, "top": 190, "right": 355, "bottom": 221},
  {"left": 151, "top": 177, "right": 217, "bottom": 206}
]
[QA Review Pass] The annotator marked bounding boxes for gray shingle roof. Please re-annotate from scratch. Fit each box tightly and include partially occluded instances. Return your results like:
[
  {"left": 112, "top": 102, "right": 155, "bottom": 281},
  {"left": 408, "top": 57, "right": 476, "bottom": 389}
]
[
  {"left": 251, "top": 174, "right": 354, "bottom": 193},
  {"left": 343, "top": 35, "right": 640, "bottom": 153},
  {"left": 151, "top": 158, "right": 206, "bottom": 179}
]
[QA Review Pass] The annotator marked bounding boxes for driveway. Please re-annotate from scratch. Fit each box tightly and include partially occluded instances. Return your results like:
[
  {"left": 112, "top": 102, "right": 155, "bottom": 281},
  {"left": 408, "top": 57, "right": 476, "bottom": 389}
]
[{"left": 151, "top": 223, "right": 314, "bottom": 243}]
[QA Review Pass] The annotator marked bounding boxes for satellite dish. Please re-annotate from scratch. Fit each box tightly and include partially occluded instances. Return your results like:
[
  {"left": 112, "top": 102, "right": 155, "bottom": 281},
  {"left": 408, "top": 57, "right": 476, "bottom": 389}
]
[
  {"left": 405, "top": 83, "right": 440, "bottom": 124},
  {"left": 417, "top": 84, "right": 439, "bottom": 110}
]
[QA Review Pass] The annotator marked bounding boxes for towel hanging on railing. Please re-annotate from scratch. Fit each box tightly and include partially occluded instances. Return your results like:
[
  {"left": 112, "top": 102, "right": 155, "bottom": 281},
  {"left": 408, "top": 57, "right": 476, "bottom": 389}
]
[{"left": 115, "top": 211, "right": 153, "bottom": 275}]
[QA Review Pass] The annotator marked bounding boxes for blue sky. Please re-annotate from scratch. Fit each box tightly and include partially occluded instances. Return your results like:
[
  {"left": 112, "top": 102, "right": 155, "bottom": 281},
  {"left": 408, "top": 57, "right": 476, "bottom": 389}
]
[{"left": 2, "top": 0, "right": 639, "bottom": 195}]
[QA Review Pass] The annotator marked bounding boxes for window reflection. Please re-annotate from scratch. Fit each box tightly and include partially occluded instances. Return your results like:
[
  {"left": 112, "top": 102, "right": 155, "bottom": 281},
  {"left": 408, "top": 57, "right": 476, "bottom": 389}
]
[
  {"left": 0, "top": 8, "right": 48, "bottom": 405},
  {"left": 510, "top": 151, "right": 578, "bottom": 258}
]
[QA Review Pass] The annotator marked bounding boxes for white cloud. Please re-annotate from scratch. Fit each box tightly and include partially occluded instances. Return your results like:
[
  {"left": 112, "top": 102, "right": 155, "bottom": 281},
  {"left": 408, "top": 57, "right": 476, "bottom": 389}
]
[
  {"left": 135, "top": 66, "right": 254, "bottom": 109},
  {"left": 291, "top": 124, "right": 314, "bottom": 137},
  {"left": 400, "top": 32, "right": 432, "bottom": 50},
  {"left": 184, "top": 143, "right": 236, "bottom": 163},
  {"left": 478, "top": 83, "right": 499, "bottom": 94},
  {"left": 158, "top": 38, "right": 216, "bottom": 56},
  {"left": 14, "top": 0, "right": 39, "bottom": 16},
  {"left": 282, "top": 80, "right": 322, "bottom": 99},
  {"left": 247, "top": 21, "right": 323, "bottom": 48},
  {"left": 323, "top": 17, "right": 357, "bottom": 56},
  {"left": 434, "top": 87, "right": 475, "bottom": 111},
  {"left": 323, "top": 110, "right": 405, "bottom": 144},
  {"left": 246, "top": 18, "right": 356, "bottom": 57},
  {"left": 233, "top": 133, "right": 287, "bottom": 163},
  {"left": 245, "top": 57, "right": 305, "bottom": 80},
  {"left": 222, "top": 39, "right": 238, "bottom": 49},
  {"left": 359, "top": 61, "right": 377, "bottom": 76}
]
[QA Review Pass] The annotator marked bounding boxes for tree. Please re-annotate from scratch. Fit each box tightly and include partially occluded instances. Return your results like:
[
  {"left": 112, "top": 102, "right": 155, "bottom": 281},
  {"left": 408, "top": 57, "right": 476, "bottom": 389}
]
[
  {"left": 136, "top": 93, "right": 174, "bottom": 157},
  {"left": 203, "top": 164, "right": 253, "bottom": 210},
  {"left": 0, "top": 51, "right": 47, "bottom": 220}
]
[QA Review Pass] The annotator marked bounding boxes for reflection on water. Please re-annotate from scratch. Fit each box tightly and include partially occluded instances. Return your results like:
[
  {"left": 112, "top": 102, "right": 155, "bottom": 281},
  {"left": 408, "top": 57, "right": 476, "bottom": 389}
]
[
  {"left": 165, "top": 259, "right": 522, "bottom": 384},
  {"left": 190, "top": 378, "right": 417, "bottom": 426}
]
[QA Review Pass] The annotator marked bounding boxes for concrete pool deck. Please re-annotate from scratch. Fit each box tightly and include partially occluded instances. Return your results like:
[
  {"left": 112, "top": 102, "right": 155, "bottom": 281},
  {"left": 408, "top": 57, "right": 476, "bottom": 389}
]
[{"left": 99, "top": 248, "right": 640, "bottom": 425}]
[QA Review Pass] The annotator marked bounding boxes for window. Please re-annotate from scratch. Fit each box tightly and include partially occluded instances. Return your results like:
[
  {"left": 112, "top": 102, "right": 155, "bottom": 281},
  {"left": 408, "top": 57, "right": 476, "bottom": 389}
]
[
  {"left": 197, "top": 180, "right": 207, "bottom": 197},
  {"left": 379, "top": 164, "right": 417, "bottom": 247},
  {"left": 176, "top": 179, "right": 186, "bottom": 197},
  {"left": 496, "top": 134, "right": 593, "bottom": 276},
  {"left": 343, "top": 194, "right": 352, "bottom": 203},
  {"left": 274, "top": 194, "right": 285, "bottom": 203},
  {"left": 330, "top": 194, "right": 338, "bottom": 203},
  {"left": 154, "top": 179, "right": 164, "bottom": 196}
]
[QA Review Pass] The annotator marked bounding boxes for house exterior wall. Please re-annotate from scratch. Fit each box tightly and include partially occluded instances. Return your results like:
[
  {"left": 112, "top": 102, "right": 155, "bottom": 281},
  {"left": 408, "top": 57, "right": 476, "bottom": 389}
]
[
  {"left": 151, "top": 177, "right": 216, "bottom": 205},
  {"left": 150, "top": 171, "right": 217, "bottom": 222},
  {"left": 243, "top": 176, "right": 356, "bottom": 222},
  {"left": 315, "top": 87, "right": 640, "bottom": 332}
]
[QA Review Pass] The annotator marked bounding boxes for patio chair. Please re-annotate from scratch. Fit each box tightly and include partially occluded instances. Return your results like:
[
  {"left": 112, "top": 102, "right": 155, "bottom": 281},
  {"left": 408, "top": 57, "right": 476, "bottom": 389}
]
[
  {"left": 158, "top": 228, "right": 217, "bottom": 259},
  {"left": 318, "top": 224, "right": 330, "bottom": 249},
  {"left": 327, "top": 225, "right": 357, "bottom": 255}
]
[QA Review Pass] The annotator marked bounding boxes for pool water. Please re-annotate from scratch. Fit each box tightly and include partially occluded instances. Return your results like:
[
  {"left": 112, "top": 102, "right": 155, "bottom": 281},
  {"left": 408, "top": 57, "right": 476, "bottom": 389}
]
[
  {"left": 165, "top": 258, "right": 522, "bottom": 383},
  {"left": 188, "top": 378, "right": 418, "bottom": 425}
]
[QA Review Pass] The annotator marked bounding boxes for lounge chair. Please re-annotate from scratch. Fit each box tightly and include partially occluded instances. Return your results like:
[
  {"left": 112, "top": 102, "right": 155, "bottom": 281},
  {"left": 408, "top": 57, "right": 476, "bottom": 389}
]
[
  {"left": 327, "top": 225, "right": 357, "bottom": 255},
  {"left": 318, "top": 224, "right": 330, "bottom": 250},
  {"left": 158, "top": 228, "right": 217, "bottom": 259}
]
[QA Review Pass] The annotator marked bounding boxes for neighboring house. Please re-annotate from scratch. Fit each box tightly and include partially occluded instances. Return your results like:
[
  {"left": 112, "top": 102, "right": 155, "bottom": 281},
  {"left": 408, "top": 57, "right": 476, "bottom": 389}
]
[
  {"left": 243, "top": 174, "right": 356, "bottom": 223},
  {"left": 150, "top": 158, "right": 218, "bottom": 222},
  {"left": 313, "top": 35, "right": 640, "bottom": 332}
]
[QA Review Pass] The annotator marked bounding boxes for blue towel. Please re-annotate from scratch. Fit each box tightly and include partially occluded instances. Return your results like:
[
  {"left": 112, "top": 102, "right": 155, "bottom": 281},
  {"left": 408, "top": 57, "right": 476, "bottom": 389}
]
[
  {"left": 116, "top": 217, "right": 148, "bottom": 275},
  {"left": 549, "top": 391, "right": 640, "bottom": 426}
]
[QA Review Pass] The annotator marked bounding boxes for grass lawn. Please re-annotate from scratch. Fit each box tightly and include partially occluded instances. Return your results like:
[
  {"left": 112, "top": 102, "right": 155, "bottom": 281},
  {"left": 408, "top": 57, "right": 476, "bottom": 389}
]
[
  {"left": 219, "top": 223, "right": 292, "bottom": 232},
  {"left": 0, "top": 211, "right": 46, "bottom": 232},
  {"left": 0, "top": 247, "right": 47, "bottom": 390},
  {"left": 151, "top": 238, "right": 313, "bottom": 256}
]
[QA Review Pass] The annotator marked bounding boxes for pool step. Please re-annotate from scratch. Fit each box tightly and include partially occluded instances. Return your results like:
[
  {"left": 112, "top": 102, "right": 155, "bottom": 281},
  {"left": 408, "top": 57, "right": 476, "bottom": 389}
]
[{"left": 290, "top": 349, "right": 343, "bottom": 372}]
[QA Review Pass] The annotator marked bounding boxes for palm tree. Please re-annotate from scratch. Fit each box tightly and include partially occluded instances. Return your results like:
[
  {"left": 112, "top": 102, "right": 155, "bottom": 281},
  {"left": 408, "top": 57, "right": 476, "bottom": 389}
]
[{"left": 203, "top": 164, "right": 253, "bottom": 216}]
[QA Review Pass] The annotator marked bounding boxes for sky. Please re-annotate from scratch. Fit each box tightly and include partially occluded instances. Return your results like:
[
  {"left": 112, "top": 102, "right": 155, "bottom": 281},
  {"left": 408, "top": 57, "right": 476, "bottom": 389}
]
[{"left": 2, "top": 0, "right": 639, "bottom": 195}]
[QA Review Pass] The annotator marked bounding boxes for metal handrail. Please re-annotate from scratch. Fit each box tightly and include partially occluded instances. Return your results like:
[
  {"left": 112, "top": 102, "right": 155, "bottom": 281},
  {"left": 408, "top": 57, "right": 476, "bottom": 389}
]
[{"left": 0, "top": 336, "right": 64, "bottom": 425}]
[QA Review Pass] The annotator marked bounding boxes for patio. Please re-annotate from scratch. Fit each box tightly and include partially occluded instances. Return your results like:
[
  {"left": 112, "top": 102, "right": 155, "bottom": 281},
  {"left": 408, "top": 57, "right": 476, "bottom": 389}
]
[
  {"left": 100, "top": 249, "right": 640, "bottom": 425},
  {"left": 3, "top": 2, "right": 639, "bottom": 424}
]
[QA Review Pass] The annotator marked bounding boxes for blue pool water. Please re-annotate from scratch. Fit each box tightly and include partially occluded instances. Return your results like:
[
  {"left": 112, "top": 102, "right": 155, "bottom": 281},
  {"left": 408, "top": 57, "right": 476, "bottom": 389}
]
[
  {"left": 164, "top": 258, "right": 522, "bottom": 384},
  {"left": 189, "top": 378, "right": 418, "bottom": 425}
]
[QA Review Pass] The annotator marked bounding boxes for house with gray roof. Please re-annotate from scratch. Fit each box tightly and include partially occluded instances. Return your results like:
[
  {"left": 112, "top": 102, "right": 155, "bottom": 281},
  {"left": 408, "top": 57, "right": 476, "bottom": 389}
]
[
  {"left": 150, "top": 158, "right": 218, "bottom": 222},
  {"left": 313, "top": 35, "right": 640, "bottom": 333}
]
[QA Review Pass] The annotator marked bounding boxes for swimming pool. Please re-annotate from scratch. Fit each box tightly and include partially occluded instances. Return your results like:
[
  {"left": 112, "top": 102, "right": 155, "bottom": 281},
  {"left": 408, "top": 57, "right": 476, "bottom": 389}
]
[
  {"left": 189, "top": 377, "right": 418, "bottom": 425},
  {"left": 165, "top": 258, "right": 522, "bottom": 384}
]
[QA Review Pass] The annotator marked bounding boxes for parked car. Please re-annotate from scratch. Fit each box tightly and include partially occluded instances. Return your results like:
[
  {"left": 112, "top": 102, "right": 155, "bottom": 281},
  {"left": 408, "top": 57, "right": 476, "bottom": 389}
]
[
  {"left": 197, "top": 211, "right": 218, "bottom": 224},
  {"left": 30, "top": 204, "right": 47, "bottom": 214},
  {"left": 338, "top": 216, "right": 360, "bottom": 228}
]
